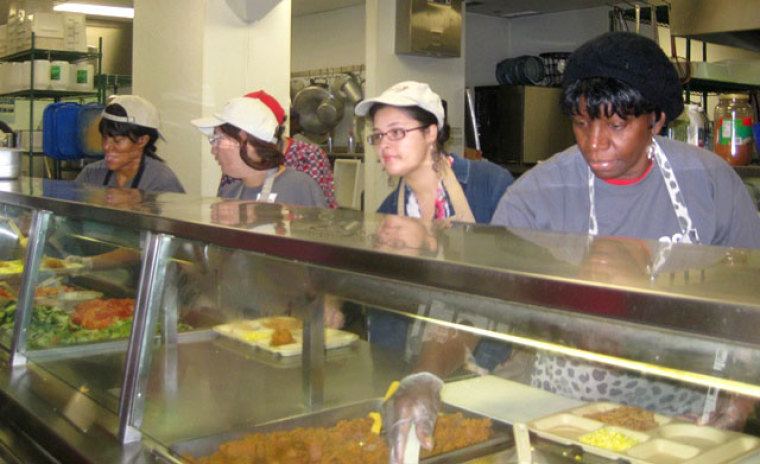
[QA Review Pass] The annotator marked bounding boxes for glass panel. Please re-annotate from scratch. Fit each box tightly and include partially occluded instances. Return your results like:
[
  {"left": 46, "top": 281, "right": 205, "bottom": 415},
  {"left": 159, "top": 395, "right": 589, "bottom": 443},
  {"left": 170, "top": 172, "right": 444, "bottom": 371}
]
[
  {"left": 138, "top": 238, "right": 407, "bottom": 453},
  {"left": 133, "top": 211, "right": 760, "bottom": 463},
  {"left": 0, "top": 203, "right": 34, "bottom": 351},
  {"left": 23, "top": 214, "right": 143, "bottom": 414}
]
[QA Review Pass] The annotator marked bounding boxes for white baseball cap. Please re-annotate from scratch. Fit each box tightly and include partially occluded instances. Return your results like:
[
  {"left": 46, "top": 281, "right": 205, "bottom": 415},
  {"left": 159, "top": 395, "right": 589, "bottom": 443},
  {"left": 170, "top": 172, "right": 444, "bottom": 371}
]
[
  {"left": 354, "top": 81, "right": 445, "bottom": 129},
  {"left": 102, "top": 95, "right": 164, "bottom": 138},
  {"left": 191, "top": 96, "right": 279, "bottom": 144}
]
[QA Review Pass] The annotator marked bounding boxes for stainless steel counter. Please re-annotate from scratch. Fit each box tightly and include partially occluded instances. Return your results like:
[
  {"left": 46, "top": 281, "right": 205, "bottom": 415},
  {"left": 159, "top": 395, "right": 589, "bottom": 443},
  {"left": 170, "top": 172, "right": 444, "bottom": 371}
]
[{"left": 0, "top": 178, "right": 759, "bottom": 463}]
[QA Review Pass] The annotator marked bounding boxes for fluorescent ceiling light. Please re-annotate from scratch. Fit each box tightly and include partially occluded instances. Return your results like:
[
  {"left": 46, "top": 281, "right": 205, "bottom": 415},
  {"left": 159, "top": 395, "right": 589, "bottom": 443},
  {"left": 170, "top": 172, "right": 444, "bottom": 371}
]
[{"left": 53, "top": 3, "right": 134, "bottom": 19}]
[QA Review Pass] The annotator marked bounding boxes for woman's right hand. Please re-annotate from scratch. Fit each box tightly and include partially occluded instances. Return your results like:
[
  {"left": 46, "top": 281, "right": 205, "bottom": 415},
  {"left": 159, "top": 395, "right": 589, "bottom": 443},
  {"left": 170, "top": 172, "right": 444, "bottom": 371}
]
[{"left": 382, "top": 372, "right": 444, "bottom": 464}]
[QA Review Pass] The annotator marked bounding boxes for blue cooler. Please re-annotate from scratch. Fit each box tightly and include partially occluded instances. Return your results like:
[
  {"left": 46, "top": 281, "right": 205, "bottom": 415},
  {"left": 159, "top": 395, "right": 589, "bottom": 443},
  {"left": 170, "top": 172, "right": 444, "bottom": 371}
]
[
  {"left": 76, "top": 102, "right": 104, "bottom": 158},
  {"left": 42, "top": 102, "right": 65, "bottom": 158},
  {"left": 54, "top": 103, "right": 82, "bottom": 160}
]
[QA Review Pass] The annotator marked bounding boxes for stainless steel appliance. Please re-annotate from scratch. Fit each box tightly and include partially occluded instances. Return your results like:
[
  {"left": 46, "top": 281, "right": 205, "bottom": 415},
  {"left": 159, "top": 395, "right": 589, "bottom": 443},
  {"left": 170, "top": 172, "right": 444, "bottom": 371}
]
[
  {"left": 395, "top": 0, "right": 462, "bottom": 57},
  {"left": 471, "top": 85, "right": 576, "bottom": 166}
]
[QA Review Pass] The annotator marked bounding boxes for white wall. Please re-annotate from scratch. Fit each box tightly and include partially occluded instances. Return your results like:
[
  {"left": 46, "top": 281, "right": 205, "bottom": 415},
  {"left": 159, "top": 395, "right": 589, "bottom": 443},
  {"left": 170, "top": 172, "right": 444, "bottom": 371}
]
[
  {"left": 364, "top": 0, "right": 466, "bottom": 212},
  {"left": 133, "top": 0, "right": 291, "bottom": 196},
  {"left": 508, "top": 8, "right": 609, "bottom": 56},
  {"left": 291, "top": 4, "right": 365, "bottom": 72},
  {"left": 465, "top": 13, "right": 510, "bottom": 87},
  {"left": 87, "top": 20, "right": 132, "bottom": 76}
]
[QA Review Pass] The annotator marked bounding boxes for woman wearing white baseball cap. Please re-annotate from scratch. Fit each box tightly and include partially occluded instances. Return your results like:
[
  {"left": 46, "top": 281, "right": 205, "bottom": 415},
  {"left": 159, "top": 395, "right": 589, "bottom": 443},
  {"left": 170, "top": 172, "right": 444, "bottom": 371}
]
[
  {"left": 75, "top": 95, "right": 185, "bottom": 193},
  {"left": 192, "top": 95, "right": 326, "bottom": 207},
  {"left": 355, "top": 81, "right": 513, "bottom": 223}
]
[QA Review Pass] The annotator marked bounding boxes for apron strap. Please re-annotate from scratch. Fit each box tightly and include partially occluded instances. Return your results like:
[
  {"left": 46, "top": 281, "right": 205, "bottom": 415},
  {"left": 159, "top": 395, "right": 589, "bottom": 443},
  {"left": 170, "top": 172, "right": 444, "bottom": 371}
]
[
  {"left": 439, "top": 158, "right": 476, "bottom": 223},
  {"left": 237, "top": 166, "right": 282, "bottom": 201},
  {"left": 588, "top": 139, "right": 699, "bottom": 244},
  {"left": 397, "top": 156, "right": 476, "bottom": 223}
]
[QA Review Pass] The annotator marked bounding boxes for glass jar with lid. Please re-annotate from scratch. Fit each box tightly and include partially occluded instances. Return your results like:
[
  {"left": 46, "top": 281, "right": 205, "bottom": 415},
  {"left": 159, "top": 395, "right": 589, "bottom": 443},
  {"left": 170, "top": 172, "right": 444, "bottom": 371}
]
[{"left": 713, "top": 94, "right": 755, "bottom": 166}]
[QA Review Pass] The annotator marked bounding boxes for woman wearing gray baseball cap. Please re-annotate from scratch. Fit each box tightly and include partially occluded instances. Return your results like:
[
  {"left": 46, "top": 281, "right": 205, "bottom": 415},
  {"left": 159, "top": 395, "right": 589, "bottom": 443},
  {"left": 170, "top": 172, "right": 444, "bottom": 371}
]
[{"left": 75, "top": 95, "right": 185, "bottom": 193}]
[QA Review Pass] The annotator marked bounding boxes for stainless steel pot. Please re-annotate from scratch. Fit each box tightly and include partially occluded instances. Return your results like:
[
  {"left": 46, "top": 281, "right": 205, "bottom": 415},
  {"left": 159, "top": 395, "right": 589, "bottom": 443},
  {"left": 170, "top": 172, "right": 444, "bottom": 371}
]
[
  {"left": 0, "top": 149, "right": 21, "bottom": 179},
  {"left": 293, "top": 83, "right": 345, "bottom": 134},
  {"left": 332, "top": 73, "right": 363, "bottom": 104},
  {"left": 316, "top": 92, "right": 344, "bottom": 126}
]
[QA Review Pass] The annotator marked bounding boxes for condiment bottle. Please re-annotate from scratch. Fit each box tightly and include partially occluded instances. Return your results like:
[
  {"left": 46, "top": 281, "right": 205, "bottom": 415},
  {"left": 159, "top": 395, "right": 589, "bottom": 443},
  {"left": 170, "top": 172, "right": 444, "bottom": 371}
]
[{"left": 713, "top": 94, "right": 755, "bottom": 166}]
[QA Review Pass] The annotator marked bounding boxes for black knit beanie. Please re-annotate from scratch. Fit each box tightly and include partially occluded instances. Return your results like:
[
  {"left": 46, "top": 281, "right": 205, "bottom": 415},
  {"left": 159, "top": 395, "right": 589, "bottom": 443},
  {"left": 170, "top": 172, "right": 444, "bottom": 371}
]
[{"left": 562, "top": 32, "right": 683, "bottom": 123}]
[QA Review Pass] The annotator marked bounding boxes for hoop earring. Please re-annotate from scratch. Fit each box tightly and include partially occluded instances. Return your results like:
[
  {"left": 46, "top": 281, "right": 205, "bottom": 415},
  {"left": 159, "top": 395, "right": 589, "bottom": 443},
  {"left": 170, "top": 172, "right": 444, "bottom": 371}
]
[{"left": 647, "top": 139, "right": 655, "bottom": 160}]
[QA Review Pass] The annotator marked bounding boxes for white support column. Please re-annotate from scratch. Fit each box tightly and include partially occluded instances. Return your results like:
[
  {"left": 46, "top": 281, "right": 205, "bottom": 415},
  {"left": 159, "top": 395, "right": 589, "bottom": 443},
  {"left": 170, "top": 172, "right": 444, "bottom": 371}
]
[{"left": 133, "top": 0, "right": 291, "bottom": 196}]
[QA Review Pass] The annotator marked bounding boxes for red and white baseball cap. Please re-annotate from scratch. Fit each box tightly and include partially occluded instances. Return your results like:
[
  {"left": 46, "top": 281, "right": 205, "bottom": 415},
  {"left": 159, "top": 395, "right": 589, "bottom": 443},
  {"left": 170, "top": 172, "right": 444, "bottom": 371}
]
[
  {"left": 192, "top": 95, "right": 280, "bottom": 143},
  {"left": 244, "top": 90, "right": 286, "bottom": 125}
]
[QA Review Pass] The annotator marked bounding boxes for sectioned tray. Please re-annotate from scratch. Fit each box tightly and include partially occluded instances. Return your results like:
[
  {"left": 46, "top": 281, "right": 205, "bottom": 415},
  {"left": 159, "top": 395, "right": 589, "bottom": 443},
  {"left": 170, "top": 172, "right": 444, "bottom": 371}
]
[
  {"left": 213, "top": 317, "right": 359, "bottom": 357},
  {"left": 528, "top": 401, "right": 760, "bottom": 463},
  {"left": 164, "top": 399, "right": 513, "bottom": 463}
]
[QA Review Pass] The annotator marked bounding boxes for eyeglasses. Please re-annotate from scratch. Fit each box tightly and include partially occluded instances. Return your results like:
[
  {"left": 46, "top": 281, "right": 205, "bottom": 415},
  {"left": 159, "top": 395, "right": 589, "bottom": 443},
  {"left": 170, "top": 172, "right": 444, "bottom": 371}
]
[
  {"left": 366, "top": 126, "right": 427, "bottom": 145},
  {"left": 208, "top": 133, "right": 238, "bottom": 146}
]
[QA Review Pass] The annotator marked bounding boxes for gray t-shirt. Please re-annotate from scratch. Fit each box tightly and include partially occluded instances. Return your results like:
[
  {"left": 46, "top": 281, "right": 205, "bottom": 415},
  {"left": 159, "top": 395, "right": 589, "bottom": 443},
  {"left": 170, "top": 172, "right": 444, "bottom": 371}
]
[
  {"left": 75, "top": 156, "right": 185, "bottom": 193},
  {"left": 492, "top": 137, "right": 760, "bottom": 249},
  {"left": 216, "top": 167, "right": 327, "bottom": 208}
]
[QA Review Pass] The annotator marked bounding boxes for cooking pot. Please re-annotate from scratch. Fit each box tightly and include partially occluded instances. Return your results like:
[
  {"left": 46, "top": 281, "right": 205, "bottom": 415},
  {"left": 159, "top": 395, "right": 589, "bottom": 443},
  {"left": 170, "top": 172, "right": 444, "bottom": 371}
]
[
  {"left": 0, "top": 149, "right": 21, "bottom": 179},
  {"left": 293, "top": 83, "right": 345, "bottom": 134},
  {"left": 316, "top": 92, "right": 344, "bottom": 126},
  {"left": 332, "top": 73, "right": 363, "bottom": 104}
]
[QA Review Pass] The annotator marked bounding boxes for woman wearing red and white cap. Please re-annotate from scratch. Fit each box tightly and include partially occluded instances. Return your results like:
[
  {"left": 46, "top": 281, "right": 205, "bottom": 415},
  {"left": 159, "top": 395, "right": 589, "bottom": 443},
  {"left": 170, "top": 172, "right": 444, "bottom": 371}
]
[
  {"left": 217, "top": 91, "right": 338, "bottom": 208},
  {"left": 192, "top": 95, "right": 327, "bottom": 207}
]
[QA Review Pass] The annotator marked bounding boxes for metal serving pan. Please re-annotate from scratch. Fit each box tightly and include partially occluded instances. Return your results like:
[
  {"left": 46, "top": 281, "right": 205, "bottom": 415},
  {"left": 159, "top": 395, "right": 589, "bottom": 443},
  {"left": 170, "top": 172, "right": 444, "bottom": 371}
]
[{"left": 164, "top": 398, "right": 513, "bottom": 463}]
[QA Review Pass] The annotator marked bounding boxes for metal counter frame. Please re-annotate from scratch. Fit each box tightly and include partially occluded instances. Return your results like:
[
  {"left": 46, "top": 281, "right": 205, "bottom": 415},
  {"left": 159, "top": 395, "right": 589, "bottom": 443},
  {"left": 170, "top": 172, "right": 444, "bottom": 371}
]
[{"left": 0, "top": 178, "right": 758, "bottom": 462}]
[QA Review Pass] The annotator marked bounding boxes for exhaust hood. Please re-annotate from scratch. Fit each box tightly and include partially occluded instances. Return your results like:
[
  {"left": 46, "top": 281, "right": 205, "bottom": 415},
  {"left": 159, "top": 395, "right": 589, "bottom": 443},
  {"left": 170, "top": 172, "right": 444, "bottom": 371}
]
[{"left": 670, "top": 0, "right": 760, "bottom": 52}]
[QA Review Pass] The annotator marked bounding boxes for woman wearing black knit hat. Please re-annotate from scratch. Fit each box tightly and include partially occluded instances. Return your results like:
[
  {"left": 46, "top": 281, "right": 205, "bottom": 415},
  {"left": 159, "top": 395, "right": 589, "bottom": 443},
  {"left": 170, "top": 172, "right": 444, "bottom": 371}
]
[
  {"left": 486, "top": 31, "right": 760, "bottom": 431},
  {"left": 382, "top": 33, "right": 760, "bottom": 462},
  {"left": 491, "top": 31, "right": 760, "bottom": 249}
]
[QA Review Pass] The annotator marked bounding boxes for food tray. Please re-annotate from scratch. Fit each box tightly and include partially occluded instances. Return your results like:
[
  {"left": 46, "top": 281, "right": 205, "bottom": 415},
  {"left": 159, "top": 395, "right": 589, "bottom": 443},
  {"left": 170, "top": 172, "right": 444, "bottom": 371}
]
[
  {"left": 164, "top": 399, "right": 513, "bottom": 463},
  {"left": 213, "top": 334, "right": 358, "bottom": 369},
  {"left": 213, "top": 317, "right": 359, "bottom": 357},
  {"left": 528, "top": 402, "right": 760, "bottom": 463},
  {"left": 0, "top": 258, "right": 83, "bottom": 278}
]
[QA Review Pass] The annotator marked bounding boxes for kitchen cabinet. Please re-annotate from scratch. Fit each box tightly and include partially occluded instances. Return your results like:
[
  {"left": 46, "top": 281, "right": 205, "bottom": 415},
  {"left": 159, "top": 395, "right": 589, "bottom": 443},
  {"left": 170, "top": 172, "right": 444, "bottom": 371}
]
[{"left": 0, "top": 178, "right": 759, "bottom": 463}]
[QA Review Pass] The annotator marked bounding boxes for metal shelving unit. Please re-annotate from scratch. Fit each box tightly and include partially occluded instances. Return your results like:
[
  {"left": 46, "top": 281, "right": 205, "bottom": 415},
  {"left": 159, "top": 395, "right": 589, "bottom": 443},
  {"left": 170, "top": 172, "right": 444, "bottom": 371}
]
[{"left": 0, "top": 34, "right": 102, "bottom": 178}]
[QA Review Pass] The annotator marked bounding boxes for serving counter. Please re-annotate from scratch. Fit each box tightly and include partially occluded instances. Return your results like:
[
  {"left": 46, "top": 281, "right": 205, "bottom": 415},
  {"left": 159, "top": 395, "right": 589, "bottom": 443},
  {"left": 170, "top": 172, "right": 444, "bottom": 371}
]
[{"left": 0, "top": 178, "right": 759, "bottom": 463}]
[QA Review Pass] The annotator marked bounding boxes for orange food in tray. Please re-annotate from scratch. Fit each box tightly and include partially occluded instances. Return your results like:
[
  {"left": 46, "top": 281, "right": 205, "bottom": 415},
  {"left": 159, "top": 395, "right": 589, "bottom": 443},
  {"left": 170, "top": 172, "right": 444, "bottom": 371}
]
[
  {"left": 34, "top": 285, "right": 76, "bottom": 298},
  {"left": 71, "top": 298, "right": 135, "bottom": 330},
  {"left": 584, "top": 406, "right": 659, "bottom": 431},
  {"left": 0, "top": 286, "right": 15, "bottom": 300},
  {"left": 270, "top": 328, "right": 295, "bottom": 346},
  {"left": 192, "top": 413, "right": 492, "bottom": 464},
  {"left": 41, "top": 257, "right": 65, "bottom": 269}
]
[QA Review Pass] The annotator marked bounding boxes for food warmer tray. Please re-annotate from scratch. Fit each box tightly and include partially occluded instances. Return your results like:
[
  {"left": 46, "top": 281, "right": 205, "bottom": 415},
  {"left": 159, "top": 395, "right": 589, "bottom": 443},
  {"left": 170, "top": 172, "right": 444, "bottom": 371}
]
[{"left": 163, "top": 398, "right": 513, "bottom": 463}]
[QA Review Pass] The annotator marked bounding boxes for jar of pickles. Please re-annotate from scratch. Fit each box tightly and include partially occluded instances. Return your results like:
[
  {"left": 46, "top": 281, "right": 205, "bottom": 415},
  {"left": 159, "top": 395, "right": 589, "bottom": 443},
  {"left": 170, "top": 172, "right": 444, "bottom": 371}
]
[{"left": 713, "top": 94, "right": 755, "bottom": 166}]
